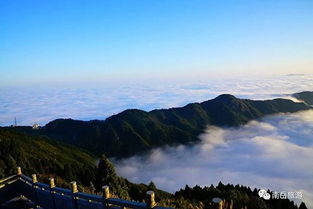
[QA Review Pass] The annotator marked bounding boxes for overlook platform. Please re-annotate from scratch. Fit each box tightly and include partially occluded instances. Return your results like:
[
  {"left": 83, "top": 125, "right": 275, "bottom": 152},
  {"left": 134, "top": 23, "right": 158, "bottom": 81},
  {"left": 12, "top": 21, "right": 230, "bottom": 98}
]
[{"left": 0, "top": 167, "right": 173, "bottom": 209}]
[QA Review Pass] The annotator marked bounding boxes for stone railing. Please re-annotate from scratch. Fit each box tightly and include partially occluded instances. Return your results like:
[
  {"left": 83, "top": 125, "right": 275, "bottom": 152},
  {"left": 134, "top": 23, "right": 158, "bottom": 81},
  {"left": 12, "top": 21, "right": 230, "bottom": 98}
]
[{"left": 0, "top": 167, "right": 173, "bottom": 209}]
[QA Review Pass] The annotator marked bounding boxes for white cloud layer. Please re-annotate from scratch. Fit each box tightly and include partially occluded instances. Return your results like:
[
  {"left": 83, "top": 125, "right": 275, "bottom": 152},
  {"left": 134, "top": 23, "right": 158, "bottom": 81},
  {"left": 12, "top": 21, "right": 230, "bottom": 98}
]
[
  {"left": 1, "top": 73, "right": 313, "bottom": 207},
  {"left": 114, "top": 110, "right": 313, "bottom": 208},
  {"left": 0, "top": 74, "right": 312, "bottom": 126}
]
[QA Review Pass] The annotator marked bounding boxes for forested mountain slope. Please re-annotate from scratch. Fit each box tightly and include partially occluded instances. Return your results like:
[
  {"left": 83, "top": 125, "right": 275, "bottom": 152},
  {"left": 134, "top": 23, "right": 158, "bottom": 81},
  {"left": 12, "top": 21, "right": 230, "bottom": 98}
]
[{"left": 11, "top": 92, "right": 312, "bottom": 158}]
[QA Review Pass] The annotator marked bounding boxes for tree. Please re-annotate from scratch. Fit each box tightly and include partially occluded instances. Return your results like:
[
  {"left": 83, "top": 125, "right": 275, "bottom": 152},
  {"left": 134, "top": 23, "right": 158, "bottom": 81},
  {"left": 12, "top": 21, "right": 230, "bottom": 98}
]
[
  {"left": 63, "top": 164, "right": 74, "bottom": 180},
  {"left": 95, "top": 155, "right": 118, "bottom": 192},
  {"left": 299, "top": 202, "right": 308, "bottom": 209},
  {"left": 148, "top": 181, "right": 157, "bottom": 191}
]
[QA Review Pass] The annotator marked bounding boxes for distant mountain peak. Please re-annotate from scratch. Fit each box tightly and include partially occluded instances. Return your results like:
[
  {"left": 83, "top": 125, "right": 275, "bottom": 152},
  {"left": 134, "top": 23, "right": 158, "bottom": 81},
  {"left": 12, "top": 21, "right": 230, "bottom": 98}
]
[
  {"left": 292, "top": 91, "right": 313, "bottom": 106},
  {"left": 9, "top": 91, "right": 312, "bottom": 158},
  {"left": 214, "top": 94, "right": 238, "bottom": 102}
]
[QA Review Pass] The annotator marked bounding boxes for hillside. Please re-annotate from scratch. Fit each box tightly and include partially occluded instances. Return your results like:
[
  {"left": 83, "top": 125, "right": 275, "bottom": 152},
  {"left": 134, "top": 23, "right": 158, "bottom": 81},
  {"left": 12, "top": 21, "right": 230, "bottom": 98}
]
[
  {"left": 0, "top": 128, "right": 171, "bottom": 200},
  {"left": 11, "top": 92, "right": 312, "bottom": 158},
  {"left": 293, "top": 91, "right": 313, "bottom": 105},
  {"left": 0, "top": 127, "right": 96, "bottom": 186},
  {"left": 0, "top": 128, "right": 307, "bottom": 209}
]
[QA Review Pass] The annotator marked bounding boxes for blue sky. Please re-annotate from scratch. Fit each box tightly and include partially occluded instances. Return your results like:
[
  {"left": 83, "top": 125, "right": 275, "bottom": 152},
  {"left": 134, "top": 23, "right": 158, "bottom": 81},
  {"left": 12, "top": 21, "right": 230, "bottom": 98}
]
[{"left": 1, "top": 0, "right": 313, "bottom": 86}]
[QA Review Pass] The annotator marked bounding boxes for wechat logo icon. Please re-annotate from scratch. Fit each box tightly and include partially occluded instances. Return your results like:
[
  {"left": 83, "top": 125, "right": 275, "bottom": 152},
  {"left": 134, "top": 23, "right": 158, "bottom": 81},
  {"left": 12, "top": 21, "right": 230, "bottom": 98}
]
[{"left": 258, "top": 189, "right": 271, "bottom": 200}]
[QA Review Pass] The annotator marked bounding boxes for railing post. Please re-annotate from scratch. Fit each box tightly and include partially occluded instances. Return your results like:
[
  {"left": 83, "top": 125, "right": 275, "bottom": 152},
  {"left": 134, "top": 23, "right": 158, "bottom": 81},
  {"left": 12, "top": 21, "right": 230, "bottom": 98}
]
[
  {"left": 146, "top": 191, "right": 156, "bottom": 208},
  {"left": 230, "top": 199, "right": 233, "bottom": 209},
  {"left": 102, "top": 185, "right": 110, "bottom": 199},
  {"left": 32, "top": 174, "right": 38, "bottom": 183},
  {"left": 49, "top": 178, "right": 57, "bottom": 209},
  {"left": 211, "top": 197, "right": 223, "bottom": 209},
  {"left": 49, "top": 178, "right": 55, "bottom": 188},
  {"left": 102, "top": 185, "right": 110, "bottom": 209},
  {"left": 17, "top": 166, "right": 22, "bottom": 176},
  {"left": 32, "top": 174, "right": 39, "bottom": 208},
  {"left": 71, "top": 181, "right": 79, "bottom": 209},
  {"left": 71, "top": 181, "right": 78, "bottom": 193}
]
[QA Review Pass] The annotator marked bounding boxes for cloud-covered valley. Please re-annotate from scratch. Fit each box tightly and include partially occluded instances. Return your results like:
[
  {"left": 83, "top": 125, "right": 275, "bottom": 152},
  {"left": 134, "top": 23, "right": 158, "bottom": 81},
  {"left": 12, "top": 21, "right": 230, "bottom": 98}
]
[{"left": 114, "top": 110, "right": 313, "bottom": 208}]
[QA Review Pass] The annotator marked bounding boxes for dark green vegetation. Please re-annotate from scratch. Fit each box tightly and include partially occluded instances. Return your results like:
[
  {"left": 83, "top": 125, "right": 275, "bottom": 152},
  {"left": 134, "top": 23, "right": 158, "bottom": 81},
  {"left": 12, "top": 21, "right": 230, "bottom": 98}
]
[
  {"left": 13, "top": 93, "right": 312, "bottom": 158},
  {"left": 293, "top": 91, "right": 313, "bottom": 105},
  {"left": 173, "top": 183, "right": 307, "bottom": 209},
  {"left": 0, "top": 128, "right": 307, "bottom": 209},
  {"left": 0, "top": 127, "right": 95, "bottom": 186},
  {"left": 0, "top": 128, "right": 170, "bottom": 201},
  {"left": 0, "top": 123, "right": 309, "bottom": 208},
  {"left": 94, "top": 155, "right": 171, "bottom": 201}
]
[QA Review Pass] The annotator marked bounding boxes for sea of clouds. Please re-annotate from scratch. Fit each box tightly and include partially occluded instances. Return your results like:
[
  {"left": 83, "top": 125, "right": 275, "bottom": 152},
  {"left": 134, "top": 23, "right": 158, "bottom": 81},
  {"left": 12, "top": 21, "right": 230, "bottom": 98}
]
[
  {"left": 1, "top": 73, "right": 313, "bottom": 207},
  {"left": 0, "top": 73, "right": 312, "bottom": 126},
  {"left": 115, "top": 110, "right": 313, "bottom": 208}
]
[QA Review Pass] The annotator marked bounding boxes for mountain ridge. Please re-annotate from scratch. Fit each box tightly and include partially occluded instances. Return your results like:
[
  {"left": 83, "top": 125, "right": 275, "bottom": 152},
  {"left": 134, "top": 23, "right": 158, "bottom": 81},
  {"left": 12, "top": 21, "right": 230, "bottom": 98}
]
[
  {"left": 293, "top": 91, "right": 313, "bottom": 105},
  {"left": 9, "top": 91, "right": 313, "bottom": 158},
  {"left": 0, "top": 127, "right": 305, "bottom": 209}
]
